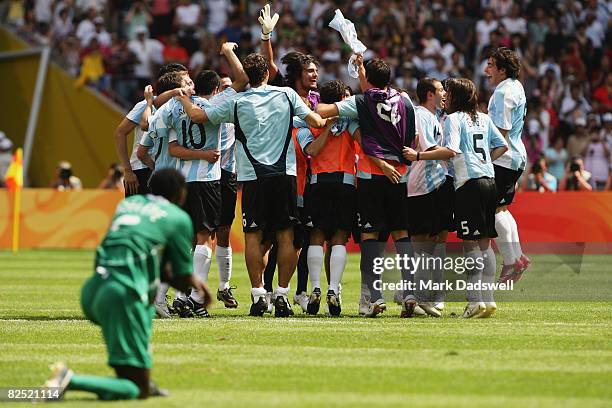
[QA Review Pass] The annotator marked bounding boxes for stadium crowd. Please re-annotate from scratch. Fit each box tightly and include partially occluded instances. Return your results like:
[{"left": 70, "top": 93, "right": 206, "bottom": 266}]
[{"left": 0, "top": 0, "right": 611, "bottom": 189}]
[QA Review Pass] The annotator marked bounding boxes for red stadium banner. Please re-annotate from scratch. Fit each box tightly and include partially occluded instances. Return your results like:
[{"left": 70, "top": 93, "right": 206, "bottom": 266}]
[{"left": 0, "top": 190, "right": 610, "bottom": 250}]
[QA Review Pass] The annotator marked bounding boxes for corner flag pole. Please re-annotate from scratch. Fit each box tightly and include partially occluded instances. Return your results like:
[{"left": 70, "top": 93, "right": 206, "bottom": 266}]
[{"left": 5, "top": 148, "right": 24, "bottom": 252}]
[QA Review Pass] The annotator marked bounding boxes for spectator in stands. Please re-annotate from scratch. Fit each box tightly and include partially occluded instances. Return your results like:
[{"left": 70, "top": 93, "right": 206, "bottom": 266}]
[
  {"left": 545, "top": 137, "right": 569, "bottom": 183},
  {"left": 91, "top": 16, "right": 111, "bottom": 48},
  {"left": 0, "top": 131, "right": 13, "bottom": 187},
  {"left": 162, "top": 34, "right": 189, "bottom": 65},
  {"left": 128, "top": 26, "right": 163, "bottom": 90},
  {"left": 150, "top": 0, "right": 173, "bottom": 38},
  {"left": 523, "top": 155, "right": 557, "bottom": 193},
  {"left": 124, "top": 1, "right": 152, "bottom": 41},
  {"left": 602, "top": 112, "right": 612, "bottom": 147},
  {"left": 583, "top": 127, "right": 611, "bottom": 190},
  {"left": 51, "top": 161, "right": 83, "bottom": 191},
  {"left": 567, "top": 117, "right": 591, "bottom": 158},
  {"left": 205, "top": 0, "right": 234, "bottom": 36},
  {"left": 98, "top": 163, "right": 124, "bottom": 192},
  {"left": 76, "top": 7, "right": 97, "bottom": 47},
  {"left": 592, "top": 72, "right": 612, "bottom": 113},
  {"left": 476, "top": 8, "right": 498, "bottom": 53},
  {"left": 75, "top": 37, "right": 110, "bottom": 92},
  {"left": 560, "top": 83, "right": 592, "bottom": 128},
  {"left": 174, "top": 0, "right": 203, "bottom": 54},
  {"left": 50, "top": 6, "right": 73, "bottom": 44},
  {"left": 560, "top": 157, "right": 592, "bottom": 191}
]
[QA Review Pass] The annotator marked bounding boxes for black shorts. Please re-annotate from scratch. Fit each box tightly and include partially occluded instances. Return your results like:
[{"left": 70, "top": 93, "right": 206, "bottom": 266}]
[
  {"left": 242, "top": 175, "right": 300, "bottom": 233},
  {"left": 356, "top": 177, "right": 409, "bottom": 233},
  {"left": 454, "top": 177, "right": 498, "bottom": 241},
  {"left": 407, "top": 189, "right": 439, "bottom": 236},
  {"left": 309, "top": 182, "right": 356, "bottom": 239},
  {"left": 125, "top": 168, "right": 152, "bottom": 197},
  {"left": 219, "top": 170, "right": 237, "bottom": 227},
  {"left": 494, "top": 165, "right": 523, "bottom": 207},
  {"left": 435, "top": 176, "right": 455, "bottom": 232},
  {"left": 184, "top": 181, "right": 221, "bottom": 233}
]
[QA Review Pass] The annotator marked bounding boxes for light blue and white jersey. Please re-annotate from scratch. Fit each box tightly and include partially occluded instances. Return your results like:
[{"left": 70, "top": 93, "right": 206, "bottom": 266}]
[
  {"left": 205, "top": 85, "right": 312, "bottom": 182},
  {"left": 220, "top": 123, "right": 236, "bottom": 173},
  {"left": 444, "top": 112, "right": 508, "bottom": 190},
  {"left": 127, "top": 100, "right": 156, "bottom": 171},
  {"left": 488, "top": 78, "right": 527, "bottom": 170},
  {"left": 408, "top": 106, "right": 447, "bottom": 196},
  {"left": 141, "top": 99, "right": 178, "bottom": 171},
  {"left": 168, "top": 88, "right": 237, "bottom": 182}
]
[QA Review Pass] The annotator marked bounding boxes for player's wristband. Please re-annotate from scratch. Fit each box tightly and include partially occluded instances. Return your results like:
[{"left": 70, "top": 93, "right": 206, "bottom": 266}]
[
  {"left": 416, "top": 152, "right": 420, "bottom": 161},
  {"left": 261, "top": 32, "right": 271, "bottom": 41}
]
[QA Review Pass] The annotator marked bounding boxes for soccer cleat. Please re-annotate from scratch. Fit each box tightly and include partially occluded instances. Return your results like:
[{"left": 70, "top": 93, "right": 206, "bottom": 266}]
[
  {"left": 186, "top": 297, "right": 210, "bottom": 318},
  {"left": 511, "top": 255, "right": 531, "bottom": 282},
  {"left": 274, "top": 295, "right": 294, "bottom": 317},
  {"left": 326, "top": 289, "right": 341, "bottom": 317},
  {"left": 461, "top": 302, "right": 486, "bottom": 318},
  {"left": 497, "top": 264, "right": 515, "bottom": 284},
  {"left": 155, "top": 301, "right": 172, "bottom": 319},
  {"left": 265, "top": 292, "right": 273, "bottom": 314},
  {"left": 363, "top": 299, "right": 386, "bottom": 318},
  {"left": 400, "top": 297, "right": 417, "bottom": 318},
  {"left": 293, "top": 291, "right": 309, "bottom": 313},
  {"left": 217, "top": 286, "right": 238, "bottom": 308},
  {"left": 41, "top": 362, "right": 73, "bottom": 401},
  {"left": 477, "top": 302, "right": 497, "bottom": 318},
  {"left": 149, "top": 380, "right": 170, "bottom": 397},
  {"left": 171, "top": 297, "right": 187, "bottom": 316},
  {"left": 249, "top": 295, "right": 268, "bottom": 317},
  {"left": 306, "top": 287, "right": 321, "bottom": 315},
  {"left": 434, "top": 302, "right": 445, "bottom": 311},
  {"left": 419, "top": 302, "right": 442, "bottom": 317}
]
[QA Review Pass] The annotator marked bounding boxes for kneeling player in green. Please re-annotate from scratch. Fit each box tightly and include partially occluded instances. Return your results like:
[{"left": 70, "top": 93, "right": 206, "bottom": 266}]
[{"left": 41, "top": 169, "right": 211, "bottom": 400}]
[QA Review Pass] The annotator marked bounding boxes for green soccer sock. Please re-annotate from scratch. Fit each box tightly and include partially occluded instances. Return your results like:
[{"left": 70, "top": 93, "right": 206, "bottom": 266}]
[{"left": 68, "top": 374, "right": 140, "bottom": 401}]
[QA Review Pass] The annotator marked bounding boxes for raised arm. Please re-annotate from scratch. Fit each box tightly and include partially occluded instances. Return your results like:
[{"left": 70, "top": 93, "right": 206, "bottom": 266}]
[
  {"left": 259, "top": 4, "right": 280, "bottom": 80},
  {"left": 220, "top": 42, "right": 248, "bottom": 91},
  {"left": 316, "top": 103, "right": 340, "bottom": 119},
  {"left": 140, "top": 85, "right": 154, "bottom": 131}
]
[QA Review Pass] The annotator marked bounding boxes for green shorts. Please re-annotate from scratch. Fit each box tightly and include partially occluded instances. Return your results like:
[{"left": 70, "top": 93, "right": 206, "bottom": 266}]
[{"left": 81, "top": 274, "right": 155, "bottom": 369}]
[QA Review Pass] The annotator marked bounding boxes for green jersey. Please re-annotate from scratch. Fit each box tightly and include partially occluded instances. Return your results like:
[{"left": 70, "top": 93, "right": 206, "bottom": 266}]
[{"left": 94, "top": 194, "right": 194, "bottom": 304}]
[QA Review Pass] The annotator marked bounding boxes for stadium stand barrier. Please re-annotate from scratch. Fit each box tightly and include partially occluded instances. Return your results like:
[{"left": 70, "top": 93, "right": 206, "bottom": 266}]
[
  {"left": 0, "top": 26, "right": 124, "bottom": 188},
  {"left": 1, "top": 190, "right": 610, "bottom": 251}
]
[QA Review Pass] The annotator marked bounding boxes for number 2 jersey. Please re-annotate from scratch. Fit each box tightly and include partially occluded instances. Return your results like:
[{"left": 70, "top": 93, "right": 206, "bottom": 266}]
[{"left": 444, "top": 111, "right": 507, "bottom": 190}]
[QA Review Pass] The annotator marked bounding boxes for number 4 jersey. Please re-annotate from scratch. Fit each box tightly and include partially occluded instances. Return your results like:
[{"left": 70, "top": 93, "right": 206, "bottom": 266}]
[{"left": 444, "top": 111, "right": 508, "bottom": 190}]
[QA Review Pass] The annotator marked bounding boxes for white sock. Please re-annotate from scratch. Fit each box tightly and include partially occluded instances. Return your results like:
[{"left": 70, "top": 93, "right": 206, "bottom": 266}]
[
  {"left": 251, "top": 287, "right": 267, "bottom": 302},
  {"left": 307, "top": 245, "right": 324, "bottom": 290},
  {"left": 505, "top": 211, "right": 523, "bottom": 259},
  {"left": 175, "top": 291, "right": 188, "bottom": 301},
  {"left": 329, "top": 245, "right": 347, "bottom": 293},
  {"left": 216, "top": 245, "right": 232, "bottom": 290},
  {"left": 156, "top": 283, "right": 169, "bottom": 304},
  {"left": 495, "top": 212, "right": 516, "bottom": 265},
  {"left": 191, "top": 244, "right": 212, "bottom": 303},
  {"left": 275, "top": 285, "right": 289, "bottom": 299},
  {"left": 482, "top": 246, "right": 496, "bottom": 303}
]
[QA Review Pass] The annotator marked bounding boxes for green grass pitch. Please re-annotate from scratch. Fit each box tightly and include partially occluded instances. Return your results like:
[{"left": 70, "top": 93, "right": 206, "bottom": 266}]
[{"left": 0, "top": 250, "right": 611, "bottom": 407}]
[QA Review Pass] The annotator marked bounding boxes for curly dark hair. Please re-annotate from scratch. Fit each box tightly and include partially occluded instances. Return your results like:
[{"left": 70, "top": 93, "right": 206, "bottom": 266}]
[
  {"left": 490, "top": 47, "right": 521, "bottom": 79},
  {"left": 156, "top": 71, "right": 184, "bottom": 94},
  {"left": 195, "top": 70, "right": 221, "bottom": 96},
  {"left": 280, "top": 52, "right": 319, "bottom": 90},
  {"left": 243, "top": 53, "right": 269, "bottom": 87}
]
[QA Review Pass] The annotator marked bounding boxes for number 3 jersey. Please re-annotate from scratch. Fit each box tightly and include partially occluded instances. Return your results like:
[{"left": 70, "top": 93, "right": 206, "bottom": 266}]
[{"left": 443, "top": 111, "right": 507, "bottom": 190}]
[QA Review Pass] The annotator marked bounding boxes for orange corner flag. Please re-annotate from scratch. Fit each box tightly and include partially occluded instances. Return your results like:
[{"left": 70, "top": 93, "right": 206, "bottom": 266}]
[{"left": 5, "top": 148, "right": 23, "bottom": 192}]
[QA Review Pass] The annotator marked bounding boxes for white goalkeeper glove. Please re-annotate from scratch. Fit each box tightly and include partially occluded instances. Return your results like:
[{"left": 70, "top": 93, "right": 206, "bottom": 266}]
[{"left": 258, "top": 3, "right": 279, "bottom": 41}]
